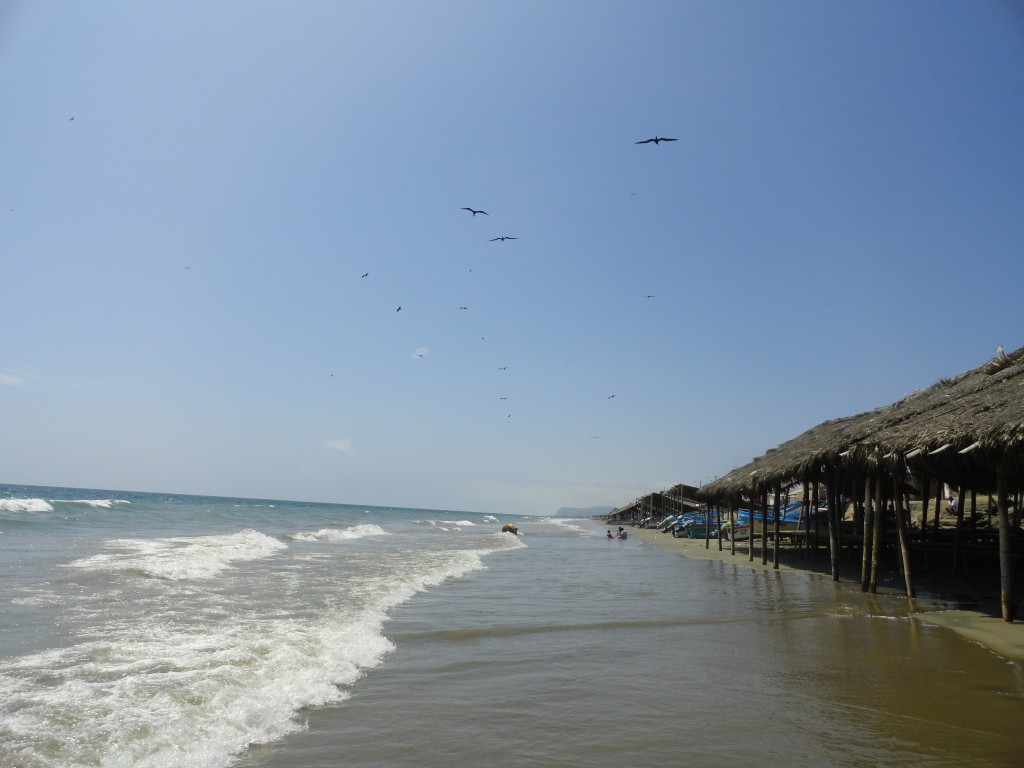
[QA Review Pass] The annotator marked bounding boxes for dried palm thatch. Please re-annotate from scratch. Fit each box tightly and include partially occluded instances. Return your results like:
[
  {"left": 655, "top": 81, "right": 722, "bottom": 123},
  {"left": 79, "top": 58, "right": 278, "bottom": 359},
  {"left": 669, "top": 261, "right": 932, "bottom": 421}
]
[{"left": 697, "top": 345, "right": 1024, "bottom": 504}]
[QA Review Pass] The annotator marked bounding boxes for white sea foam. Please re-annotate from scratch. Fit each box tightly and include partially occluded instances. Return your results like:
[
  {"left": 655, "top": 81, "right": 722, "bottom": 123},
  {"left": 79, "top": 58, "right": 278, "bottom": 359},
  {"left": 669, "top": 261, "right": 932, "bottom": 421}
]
[
  {"left": 0, "top": 498, "right": 54, "bottom": 513},
  {"left": 0, "top": 538, "right": 513, "bottom": 768},
  {"left": 54, "top": 498, "right": 130, "bottom": 508},
  {"left": 0, "top": 610, "right": 395, "bottom": 768},
  {"left": 66, "top": 529, "right": 287, "bottom": 581},
  {"left": 289, "top": 524, "right": 389, "bottom": 542},
  {"left": 543, "top": 517, "right": 588, "bottom": 534},
  {"left": 417, "top": 518, "right": 476, "bottom": 528}
]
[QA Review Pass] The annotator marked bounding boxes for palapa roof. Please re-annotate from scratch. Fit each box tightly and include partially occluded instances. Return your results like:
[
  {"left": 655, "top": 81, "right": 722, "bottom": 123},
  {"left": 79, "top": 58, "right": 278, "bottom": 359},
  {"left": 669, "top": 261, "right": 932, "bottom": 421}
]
[{"left": 697, "top": 345, "right": 1024, "bottom": 503}]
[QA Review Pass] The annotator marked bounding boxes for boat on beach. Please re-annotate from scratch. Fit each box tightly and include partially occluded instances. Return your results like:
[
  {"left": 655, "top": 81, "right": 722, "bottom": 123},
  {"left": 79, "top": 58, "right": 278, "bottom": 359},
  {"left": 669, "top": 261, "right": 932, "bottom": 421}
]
[{"left": 720, "top": 502, "right": 828, "bottom": 541}]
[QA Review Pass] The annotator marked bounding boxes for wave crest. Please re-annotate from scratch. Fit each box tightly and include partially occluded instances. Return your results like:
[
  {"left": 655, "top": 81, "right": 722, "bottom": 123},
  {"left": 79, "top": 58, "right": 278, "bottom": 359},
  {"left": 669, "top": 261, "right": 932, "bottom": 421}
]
[
  {"left": 68, "top": 528, "right": 287, "bottom": 581},
  {"left": 0, "top": 498, "right": 54, "bottom": 513},
  {"left": 290, "top": 524, "right": 389, "bottom": 542},
  {"left": 56, "top": 499, "right": 131, "bottom": 509}
]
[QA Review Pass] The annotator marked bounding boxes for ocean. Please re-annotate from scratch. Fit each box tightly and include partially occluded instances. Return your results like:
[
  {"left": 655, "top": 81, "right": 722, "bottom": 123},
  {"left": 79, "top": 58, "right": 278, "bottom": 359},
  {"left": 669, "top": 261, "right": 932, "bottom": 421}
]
[{"left": 1, "top": 485, "right": 1021, "bottom": 768}]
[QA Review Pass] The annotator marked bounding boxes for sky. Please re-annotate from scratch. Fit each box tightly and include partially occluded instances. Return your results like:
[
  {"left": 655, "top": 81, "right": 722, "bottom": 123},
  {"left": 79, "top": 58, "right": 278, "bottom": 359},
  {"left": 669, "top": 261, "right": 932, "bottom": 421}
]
[{"left": 2, "top": 1, "right": 1023, "bottom": 516}]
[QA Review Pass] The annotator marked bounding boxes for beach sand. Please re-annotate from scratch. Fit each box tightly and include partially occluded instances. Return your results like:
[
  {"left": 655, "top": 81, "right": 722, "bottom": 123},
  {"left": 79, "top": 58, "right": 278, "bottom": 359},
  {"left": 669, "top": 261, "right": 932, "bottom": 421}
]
[{"left": 628, "top": 524, "right": 1024, "bottom": 662}]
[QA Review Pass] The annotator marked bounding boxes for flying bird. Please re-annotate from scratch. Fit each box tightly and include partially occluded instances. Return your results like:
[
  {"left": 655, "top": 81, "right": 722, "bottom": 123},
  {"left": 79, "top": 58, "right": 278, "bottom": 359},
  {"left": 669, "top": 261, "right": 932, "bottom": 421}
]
[
  {"left": 361, "top": 272, "right": 369, "bottom": 278},
  {"left": 489, "top": 236, "right": 517, "bottom": 242},
  {"left": 498, "top": 366, "right": 508, "bottom": 370},
  {"left": 608, "top": 394, "right": 615, "bottom": 399},
  {"left": 396, "top": 306, "right": 402, "bottom": 312},
  {"left": 635, "top": 136, "right": 677, "bottom": 145},
  {"left": 461, "top": 207, "right": 488, "bottom": 216},
  {"left": 645, "top": 295, "right": 655, "bottom": 298},
  {"left": 459, "top": 306, "right": 468, "bottom": 310}
]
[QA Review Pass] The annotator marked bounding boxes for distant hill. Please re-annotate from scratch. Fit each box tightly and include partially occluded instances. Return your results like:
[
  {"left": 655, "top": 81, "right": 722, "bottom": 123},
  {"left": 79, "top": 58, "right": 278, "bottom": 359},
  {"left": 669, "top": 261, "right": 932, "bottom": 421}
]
[{"left": 555, "top": 505, "right": 614, "bottom": 517}]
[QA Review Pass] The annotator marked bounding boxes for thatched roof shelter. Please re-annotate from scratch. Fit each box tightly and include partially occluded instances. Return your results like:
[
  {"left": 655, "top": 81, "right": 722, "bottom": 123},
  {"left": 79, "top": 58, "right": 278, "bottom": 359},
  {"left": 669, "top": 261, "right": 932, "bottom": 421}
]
[{"left": 697, "top": 345, "right": 1024, "bottom": 504}]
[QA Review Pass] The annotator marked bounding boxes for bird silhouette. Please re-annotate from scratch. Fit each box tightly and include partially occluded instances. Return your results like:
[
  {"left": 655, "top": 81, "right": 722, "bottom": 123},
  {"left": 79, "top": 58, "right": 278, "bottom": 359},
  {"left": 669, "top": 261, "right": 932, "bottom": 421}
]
[
  {"left": 361, "top": 272, "right": 369, "bottom": 278},
  {"left": 635, "top": 136, "right": 677, "bottom": 145},
  {"left": 608, "top": 394, "right": 615, "bottom": 399},
  {"left": 396, "top": 306, "right": 402, "bottom": 312},
  {"left": 498, "top": 366, "right": 508, "bottom": 370},
  {"left": 489, "top": 236, "right": 517, "bottom": 242},
  {"left": 462, "top": 207, "right": 488, "bottom": 216}
]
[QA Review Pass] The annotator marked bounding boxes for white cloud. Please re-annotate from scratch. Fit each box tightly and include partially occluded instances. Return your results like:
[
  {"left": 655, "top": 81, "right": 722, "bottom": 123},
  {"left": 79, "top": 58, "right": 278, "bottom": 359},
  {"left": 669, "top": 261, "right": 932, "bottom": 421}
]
[
  {"left": 0, "top": 373, "right": 25, "bottom": 387},
  {"left": 326, "top": 438, "right": 355, "bottom": 457}
]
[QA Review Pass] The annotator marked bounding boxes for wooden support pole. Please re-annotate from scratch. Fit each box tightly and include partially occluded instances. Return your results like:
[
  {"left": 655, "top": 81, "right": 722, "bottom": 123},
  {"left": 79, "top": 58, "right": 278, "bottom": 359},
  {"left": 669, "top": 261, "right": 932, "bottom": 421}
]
[
  {"left": 772, "top": 486, "right": 781, "bottom": 570},
  {"left": 827, "top": 475, "right": 840, "bottom": 582},
  {"left": 870, "top": 476, "right": 883, "bottom": 593},
  {"left": 919, "top": 473, "right": 930, "bottom": 544},
  {"left": 997, "top": 462, "right": 1017, "bottom": 622},
  {"left": 861, "top": 476, "right": 874, "bottom": 592},
  {"left": 893, "top": 472, "right": 915, "bottom": 598},
  {"left": 729, "top": 502, "right": 736, "bottom": 557},
  {"left": 748, "top": 494, "right": 756, "bottom": 563},
  {"left": 813, "top": 480, "right": 822, "bottom": 552},
  {"left": 800, "top": 477, "right": 810, "bottom": 557},
  {"left": 761, "top": 493, "right": 770, "bottom": 566},
  {"left": 951, "top": 486, "right": 965, "bottom": 576}
]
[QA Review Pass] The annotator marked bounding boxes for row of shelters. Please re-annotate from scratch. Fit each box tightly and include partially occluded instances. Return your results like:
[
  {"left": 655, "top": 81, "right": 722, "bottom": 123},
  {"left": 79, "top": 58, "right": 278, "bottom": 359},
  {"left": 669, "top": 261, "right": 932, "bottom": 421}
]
[{"left": 607, "top": 346, "right": 1024, "bottom": 622}]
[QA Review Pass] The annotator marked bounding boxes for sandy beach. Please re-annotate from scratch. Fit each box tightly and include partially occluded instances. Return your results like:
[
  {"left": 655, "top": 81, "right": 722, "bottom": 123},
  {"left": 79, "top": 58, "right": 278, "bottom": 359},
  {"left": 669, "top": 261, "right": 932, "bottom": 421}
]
[{"left": 627, "top": 524, "right": 1024, "bottom": 662}]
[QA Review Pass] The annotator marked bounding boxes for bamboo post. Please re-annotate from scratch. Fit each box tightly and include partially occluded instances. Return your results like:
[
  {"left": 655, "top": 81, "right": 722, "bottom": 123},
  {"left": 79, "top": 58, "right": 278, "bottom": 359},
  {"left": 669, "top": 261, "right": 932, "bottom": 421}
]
[
  {"left": 951, "top": 486, "right": 965, "bottom": 576},
  {"left": 772, "top": 486, "right": 781, "bottom": 570},
  {"left": 827, "top": 475, "right": 840, "bottom": 582},
  {"left": 814, "top": 480, "right": 823, "bottom": 552},
  {"left": 919, "top": 473, "right": 929, "bottom": 544},
  {"left": 893, "top": 472, "right": 915, "bottom": 598},
  {"left": 748, "top": 494, "right": 756, "bottom": 563},
  {"left": 729, "top": 502, "right": 736, "bottom": 556},
  {"left": 717, "top": 504, "right": 723, "bottom": 551},
  {"left": 861, "top": 476, "right": 874, "bottom": 592},
  {"left": 870, "top": 476, "right": 883, "bottom": 593},
  {"left": 997, "top": 462, "right": 1017, "bottom": 622},
  {"left": 801, "top": 478, "right": 810, "bottom": 556},
  {"left": 761, "top": 493, "right": 770, "bottom": 566}
]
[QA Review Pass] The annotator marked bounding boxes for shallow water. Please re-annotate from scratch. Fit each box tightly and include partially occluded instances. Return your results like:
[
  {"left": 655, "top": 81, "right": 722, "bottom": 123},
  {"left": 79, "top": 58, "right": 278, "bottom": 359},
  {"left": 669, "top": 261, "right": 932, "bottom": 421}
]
[
  {"left": 241, "top": 521, "right": 1023, "bottom": 768},
  {"left": 2, "top": 487, "right": 1021, "bottom": 768}
]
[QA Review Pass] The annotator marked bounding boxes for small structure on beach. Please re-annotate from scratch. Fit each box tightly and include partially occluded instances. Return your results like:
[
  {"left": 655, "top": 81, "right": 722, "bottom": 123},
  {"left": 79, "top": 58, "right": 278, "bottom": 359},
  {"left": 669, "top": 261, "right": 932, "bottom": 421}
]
[
  {"left": 606, "top": 484, "right": 701, "bottom": 525},
  {"left": 611, "top": 346, "right": 1024, "bottom": 622}
]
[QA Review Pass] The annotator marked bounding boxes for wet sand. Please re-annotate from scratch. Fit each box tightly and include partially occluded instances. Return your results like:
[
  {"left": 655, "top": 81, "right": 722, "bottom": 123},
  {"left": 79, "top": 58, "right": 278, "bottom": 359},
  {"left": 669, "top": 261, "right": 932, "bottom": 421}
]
[{"left": 628, "top": 524, "right": 1024, "bottom": 662}]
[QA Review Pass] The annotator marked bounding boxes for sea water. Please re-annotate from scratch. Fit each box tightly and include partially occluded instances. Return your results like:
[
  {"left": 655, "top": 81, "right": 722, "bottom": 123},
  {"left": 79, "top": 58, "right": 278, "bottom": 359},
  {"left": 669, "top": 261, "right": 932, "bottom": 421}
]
[{"left": 2, "top": 485, "right": 1022, "bottom": 768}]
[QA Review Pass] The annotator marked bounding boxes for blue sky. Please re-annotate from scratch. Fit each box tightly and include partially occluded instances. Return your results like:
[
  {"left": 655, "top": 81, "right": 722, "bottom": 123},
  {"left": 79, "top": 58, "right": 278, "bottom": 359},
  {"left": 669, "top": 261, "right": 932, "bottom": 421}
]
[{"left": 3, "top": 1, "right": 1023, "bottom": 515}]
